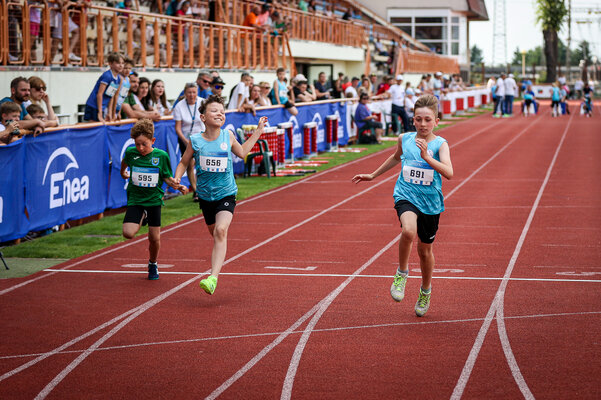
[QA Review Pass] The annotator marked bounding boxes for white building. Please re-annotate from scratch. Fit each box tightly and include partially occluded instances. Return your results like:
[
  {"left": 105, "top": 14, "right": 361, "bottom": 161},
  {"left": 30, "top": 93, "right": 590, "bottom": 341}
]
[{"left": 356, "top": 0, "right": 488, "bottom": 69}]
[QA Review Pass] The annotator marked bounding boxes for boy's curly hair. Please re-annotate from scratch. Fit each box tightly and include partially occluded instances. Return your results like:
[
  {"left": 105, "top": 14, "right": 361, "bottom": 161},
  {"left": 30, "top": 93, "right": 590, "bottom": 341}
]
[
  {"left": 414, "top": 94, "right": 440, "bottom": 119},
  {"left": 199, "top": 94, "right": 225, "bottom": 115},
  {"left": 130, "top": 118, "right": 154, "bottom": 140}
]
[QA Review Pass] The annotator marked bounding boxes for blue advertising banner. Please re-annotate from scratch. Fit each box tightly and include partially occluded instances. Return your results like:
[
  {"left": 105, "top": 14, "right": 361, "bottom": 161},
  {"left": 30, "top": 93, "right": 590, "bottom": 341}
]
[
  {"left": 106, "top": 123, "right": 135, "bottom": 209},
  {"left": 0, "top": 140, "right": 28, "bottom": 242},
  {"left": 24, "top": 126, "right": 110, "bottom": 231}
]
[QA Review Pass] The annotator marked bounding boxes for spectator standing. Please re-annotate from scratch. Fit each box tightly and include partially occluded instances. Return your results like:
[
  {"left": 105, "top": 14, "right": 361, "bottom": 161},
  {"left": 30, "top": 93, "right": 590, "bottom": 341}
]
[
  {"left": 369, "top": 73, "right": 378, "bottom": 95},
  {"left": 344, "top": 77, "right": 360, "bottom": 98},
  {"left": 243, "top": 6, "right": 261, "bottom": 28},
  {"left": 83, "top": 52, "right": 124, "bottom": 122},
  {"left": 298, "top": 0, "right": 309, "bottom": 12},
  {"left": 386, "top": 74, "right": 410, "bottom": 134},
  {"left": 494, "top": 72, "right": 506, "bottom": 117},
  {"left": 504, "top": 73, "right": 518, "bottom": 116},
  {"left": 172, "top": 82, "right": 205, "bottom": 201},
  {"left": 354, "top": 92, "right": 382, "bottom": 143},
  {"left": 0, "top": 76, "right": 46, "bottom": 133},
  {"left": 22, "top": 76, "right": 59, "bottom": 127},
  {"left": 228, "top": 72, "right": 252, "bottom": 111},
  {"left": 258, "top": 81, "right": 272, "bottom": 105},
  {"left": 148, "top": 79, "right": 172, "bottom": 116},
  {"left": 293, "top": 79, "right": 317, "bottom": 103},
  {"left": 314, "top": 72, "right": 331, "bottom": 100},
  {"left": 376, "top": 75, "right": 393, "bottom": 95},
  {"left": 432, "top": 72, "right": 443, "bottom": 99},
  {"left": 121, "top": 73, "right": 160, "bottom": 120},
  {"left": 210, "top": 76, "right": 226, "bottom": 100},
  {"left": 574, "top": 79, "right": 584, "bottom": 100},
  {"left": 331, "top": 72, "right": 344, "bottom": 98},
  {"left": 404, "top": 88, "right": 416, "bottom": 129},
  {"left": 358, "top": 78, "right": 371, "bottom": 96},
  {"left": 342, "top": 7, "right": 352, "bottom": 20},
  {"left": 256, "top": 3, "right": 272, "bottom": 28},
  {"left": 112, "top": 58, "right": 133, "bottom": 121},
  {"left": 272, "top": 67, "right": 298, "bottom": 115}
]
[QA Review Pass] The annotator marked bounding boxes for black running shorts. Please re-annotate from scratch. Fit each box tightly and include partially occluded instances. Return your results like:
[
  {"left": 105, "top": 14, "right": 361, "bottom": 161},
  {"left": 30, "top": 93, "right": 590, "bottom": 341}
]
[{"left": 394, "top": 200, "right": 440, "bottom": 244}]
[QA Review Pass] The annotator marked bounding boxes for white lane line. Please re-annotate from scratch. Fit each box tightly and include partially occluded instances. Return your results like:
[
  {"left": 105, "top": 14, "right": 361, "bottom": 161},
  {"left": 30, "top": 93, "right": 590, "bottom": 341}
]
[
  {"left": 5, "top": 309, "right": 599, "bottom": 361},
  {"left": 42, "top": 269, "right": 601, "bottom": 283},
  {"left": 279, "top": 115, "right": 547, "bottom": 400},
  {"left": 0, "top": 150, "right": 386, "bottom": 297},
  {"left": 33, "top": 174, "right": 398, "bottom": 399},
  {"left": 451, "top": 111, "right": 574, "bottom": 400}
]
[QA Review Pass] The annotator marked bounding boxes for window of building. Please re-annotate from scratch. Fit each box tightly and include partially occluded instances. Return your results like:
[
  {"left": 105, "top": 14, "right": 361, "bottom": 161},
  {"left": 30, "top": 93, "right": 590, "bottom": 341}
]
[{"left": 389, "top": 12, "right": 461, "bottom": 57}]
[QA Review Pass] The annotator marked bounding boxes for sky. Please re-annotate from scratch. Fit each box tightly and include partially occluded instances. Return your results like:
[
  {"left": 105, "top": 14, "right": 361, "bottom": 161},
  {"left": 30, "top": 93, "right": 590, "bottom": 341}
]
[{"left": 469, "top": 0, "right": 601, "bottom": 64}]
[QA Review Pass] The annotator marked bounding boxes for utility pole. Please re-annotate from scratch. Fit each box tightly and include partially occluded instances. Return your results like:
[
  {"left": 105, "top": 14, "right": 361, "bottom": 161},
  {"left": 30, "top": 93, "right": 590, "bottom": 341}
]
[{"left": 566, "top": 0, "right": 571, "bottom": 81}]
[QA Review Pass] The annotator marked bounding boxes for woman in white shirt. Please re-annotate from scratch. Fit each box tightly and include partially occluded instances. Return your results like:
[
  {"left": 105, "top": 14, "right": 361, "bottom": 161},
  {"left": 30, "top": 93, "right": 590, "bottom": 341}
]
[
  {"left": 148, "top": 79, "right": 172, "bottom": 116},
  {"left": 172, "top": 82, "right": 205, "bottom": 201}
]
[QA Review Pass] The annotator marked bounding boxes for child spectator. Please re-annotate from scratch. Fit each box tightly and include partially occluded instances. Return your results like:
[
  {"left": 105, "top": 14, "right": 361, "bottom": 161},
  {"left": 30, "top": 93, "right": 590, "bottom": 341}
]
[
  {"left": 148, "top": 79, "right": 172, "bottom": 116},
  {"left": 272, "top": 68, "right": 298, "bottom": 115},
  {"left": 293, "top": 79, "right": 317, "bottom": 102},
  {"left": 83, "top": 52, "right": 124, "bottom": 122},
  {"left": 25, "top": 103, "right": 48, "bottom": 124},
  {"left": 112, "top": 57, "right": 133, "bottom": 121},
  {"left": 0, "top": 102, "right": 24, "bottom": 145},
  {"left": 22, "top": 76, "right": 59, "bottom": 127},
  {"left": 120, "top": 119, "right": 187, "bottom": 280},
  {"left": 227, "top": 72, "right": 252, "bottom": 111},
  {"left": 0, "top": 76, "right": 46, "bottom": 133},
  {"left": 210, "top": 76, "right": 226, "bottom": 100}
]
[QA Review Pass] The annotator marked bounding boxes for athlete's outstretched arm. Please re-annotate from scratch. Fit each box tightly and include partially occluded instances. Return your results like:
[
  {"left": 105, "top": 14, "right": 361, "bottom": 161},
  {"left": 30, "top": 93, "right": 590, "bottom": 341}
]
[
  {"left": 231, "top": 116, "right": 268, "bottom": 159},
  {"left": 352, "top": 134, "right": 404, "bottom": 183}
]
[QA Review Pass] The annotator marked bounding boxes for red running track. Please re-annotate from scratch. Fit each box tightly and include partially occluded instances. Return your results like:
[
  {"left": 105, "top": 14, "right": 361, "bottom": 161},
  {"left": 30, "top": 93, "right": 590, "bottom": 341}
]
[{"left": 1, "top": 105, "right": 600, "bottom": 399}]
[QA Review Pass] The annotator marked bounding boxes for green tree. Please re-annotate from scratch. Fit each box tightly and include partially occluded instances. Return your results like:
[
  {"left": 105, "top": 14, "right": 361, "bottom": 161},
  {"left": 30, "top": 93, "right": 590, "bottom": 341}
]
[
  {"left": 470, "top": 45, "right": 484, "bottom": 65},
  {"left": 535, "top": 0, "right": 568, "bottom": 82}
]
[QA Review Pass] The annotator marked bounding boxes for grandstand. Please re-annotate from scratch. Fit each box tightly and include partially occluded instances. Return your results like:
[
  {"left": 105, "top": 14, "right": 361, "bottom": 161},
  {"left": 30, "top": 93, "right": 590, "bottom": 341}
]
[{"left": 0, "top": 0, "right": 471, "bottom": 122}]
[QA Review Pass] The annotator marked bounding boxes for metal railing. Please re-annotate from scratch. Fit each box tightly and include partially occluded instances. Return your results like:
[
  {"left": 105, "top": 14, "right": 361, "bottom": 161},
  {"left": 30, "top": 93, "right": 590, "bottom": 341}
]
[{"left": 1, "top": 0, "right": 292, "bottom": 70}]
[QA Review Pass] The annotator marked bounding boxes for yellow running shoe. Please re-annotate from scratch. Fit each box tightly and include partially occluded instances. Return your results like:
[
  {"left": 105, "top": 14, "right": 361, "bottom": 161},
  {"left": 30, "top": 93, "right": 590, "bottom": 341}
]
[
  {"left": 199, "top": 275, "right": 217, "bottom": 295},
  {"left": 415, "top": 288, "right": 431, "bottom": 317}
]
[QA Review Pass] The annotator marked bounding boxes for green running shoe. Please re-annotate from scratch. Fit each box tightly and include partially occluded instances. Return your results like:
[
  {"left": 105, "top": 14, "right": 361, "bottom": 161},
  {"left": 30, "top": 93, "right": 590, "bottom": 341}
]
[
  {"left": 415, "top": 288, "right": 431, "bottom": 317},
  {"left": 199, "top": 275, "right": 217, "bottom": 295},
  {"left": 390, "top": 271, "right": 408, "bottom": 302}
]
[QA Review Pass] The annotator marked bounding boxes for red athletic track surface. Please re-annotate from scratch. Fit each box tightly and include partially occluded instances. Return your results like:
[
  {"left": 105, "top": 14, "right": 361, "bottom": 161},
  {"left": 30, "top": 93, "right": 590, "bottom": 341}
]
[{"left": 1, "top": 103, "right": 600, "bottom": 399}]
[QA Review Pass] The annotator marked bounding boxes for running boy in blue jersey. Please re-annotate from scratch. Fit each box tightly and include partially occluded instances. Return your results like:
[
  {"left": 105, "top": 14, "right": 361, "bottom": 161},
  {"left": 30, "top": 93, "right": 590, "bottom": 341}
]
[
  {"left": 174, "top": 95, "right": 267, "bottom": 295},
  {"left": 121, "top": 119, "right": 188, "bottom": 279},
  {"left": 352, "top": 94, "right": 453, "bottom": 317},
  {"left": 84, "top": 52, "right": 124, "bottom": 122}
]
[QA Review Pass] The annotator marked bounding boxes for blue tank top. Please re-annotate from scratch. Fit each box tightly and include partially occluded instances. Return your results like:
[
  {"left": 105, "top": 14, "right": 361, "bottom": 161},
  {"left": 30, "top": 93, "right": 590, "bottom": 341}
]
[
  {"left": 393, "top": 132, "right": 446, "bottom": 215},
  {"left": 551, "top": 87, "right": 561, "bottom": 101},
  {"left": 190, "top": 129, "right": 237, "bottom": 201},
  {"left": 277, "top": 80, "right": 288, "bottom": 103}
]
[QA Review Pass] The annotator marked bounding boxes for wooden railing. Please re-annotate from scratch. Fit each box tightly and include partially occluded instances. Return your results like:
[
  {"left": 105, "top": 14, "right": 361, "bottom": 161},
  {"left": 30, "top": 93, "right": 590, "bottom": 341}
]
[{"left": 1, "top": 0, "right": 292, "bottom": 70}]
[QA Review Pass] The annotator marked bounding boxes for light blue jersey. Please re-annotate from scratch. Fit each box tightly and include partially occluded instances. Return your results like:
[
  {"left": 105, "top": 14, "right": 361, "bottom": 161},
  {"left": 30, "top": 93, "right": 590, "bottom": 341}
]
[
  {"left": 191, "top": 129, "right": 237, "bottom": 201},
  {"left": 551, "top": 87, "right": 561, "bottom": 101},
  {"left": 393, "top": 132, "right": 446, "bottom": 215}
]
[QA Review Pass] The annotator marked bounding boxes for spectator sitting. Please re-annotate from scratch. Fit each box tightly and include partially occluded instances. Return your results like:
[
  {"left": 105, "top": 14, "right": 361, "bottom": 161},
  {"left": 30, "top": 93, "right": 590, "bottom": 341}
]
[
  {"left": 344, "top": 77, "right": 360, "bottom": 98},
  {"left": 376, "top": 76, "right": 392, "bottom": 95},
  {"left": 271, "top": 11, "right": 290, "bottom": 36},
  {"left": 22, "top": 76, "right": 59, "bottom": 127},
  {"left": 228, "top": 72, "right": 252, "bottom": 111},
  {"left": 354, "top": 93, "right": 382, "bottom": 144},
  {"left": 0, "top": 76, "right": 46, "bottom": 133},
  {"left": 83, "top": 51, "right": 124, "bottom": 122},
  {"left": 120, "top": 73, "right": 160, "bottom": 120},
  {"left": 210, "top": 76, "right": 225, "bottom": 100},
  {"left": 314, "top": 72, "right": 331, "bottom": 100},
  {"left": 116, "top": 0, "right": 134, "bottom": 15},
  {"left": 298, "top": 0, "right": 309, "bottom": 12},
  {"left": 258, "top": 81, "right": 272, "bottom": 105},
  {"left": 374, "top": 38, "right": 389, "bottom": 56},
  {"left": 342, "top": 7, "right": 352, "bottom": 20},
  {"left": 243, "top": 6, "right": 261, "bottom": 29},
  {"left": 148, "top": 79, "right": 172, "bottom": 116},
  {"left": 293, "top": 79, "right": 317, "bottom": 103}
]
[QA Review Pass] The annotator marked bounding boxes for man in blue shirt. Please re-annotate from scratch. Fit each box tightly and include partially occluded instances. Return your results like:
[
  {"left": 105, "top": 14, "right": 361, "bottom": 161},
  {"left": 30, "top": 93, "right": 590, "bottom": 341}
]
[{"left": 354, "top": 93, "right": 382, "bottom": 144}]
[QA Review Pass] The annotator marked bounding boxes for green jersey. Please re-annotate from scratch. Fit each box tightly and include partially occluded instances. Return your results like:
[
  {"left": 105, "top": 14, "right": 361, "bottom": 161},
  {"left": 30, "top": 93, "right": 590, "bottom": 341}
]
[{"left": 123, "top": 147, "right": 173, "bottom": 206}]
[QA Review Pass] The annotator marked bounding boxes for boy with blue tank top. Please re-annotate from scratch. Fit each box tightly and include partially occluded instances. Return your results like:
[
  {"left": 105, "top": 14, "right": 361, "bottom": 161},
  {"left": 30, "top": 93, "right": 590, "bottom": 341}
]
[
  {"left": 84, "top": 52, "right": 124, "bottom": 122},
  {"left": 174, "top": 95, "right": 268, "bottom": 295},
  {"left": 352, "top": 94, "right": 453, "bottom": 317},
  {"left": 272, "top": 67, "right": 299, "bottom": 116}
]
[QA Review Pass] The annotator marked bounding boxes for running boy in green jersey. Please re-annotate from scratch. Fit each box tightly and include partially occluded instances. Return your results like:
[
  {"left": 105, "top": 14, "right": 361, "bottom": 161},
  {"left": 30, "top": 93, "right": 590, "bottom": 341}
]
[
  {"left": 120, "top": 119, "right": 188, "bottom": 280},
  {"left": 352, "top": 95, "right": 453, "bottom": 317}
]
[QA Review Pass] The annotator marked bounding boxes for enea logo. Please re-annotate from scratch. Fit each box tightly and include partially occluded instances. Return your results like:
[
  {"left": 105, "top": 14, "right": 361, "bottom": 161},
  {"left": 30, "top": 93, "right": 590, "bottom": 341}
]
[
  {"left": 42, "top": 147, "right": 90, "bottom": 209},
  {"left": 311, "top": 113, "right": 325, "bottom": 142},
  {"left": 287, "top": 115, "right": 302, "bottom": 149}
]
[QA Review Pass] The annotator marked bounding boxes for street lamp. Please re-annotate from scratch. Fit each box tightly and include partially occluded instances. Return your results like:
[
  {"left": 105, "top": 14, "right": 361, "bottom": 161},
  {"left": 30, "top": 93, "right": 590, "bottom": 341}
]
[{"left": 521, "top": 49, "right": 527, "bottom": 78}]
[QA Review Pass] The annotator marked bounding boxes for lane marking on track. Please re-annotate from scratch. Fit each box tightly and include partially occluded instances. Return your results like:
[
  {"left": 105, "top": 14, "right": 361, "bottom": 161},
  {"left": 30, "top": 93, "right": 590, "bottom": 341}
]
[
  {"left": 3, "top": 310, "right": 600, "bottom": 361},
  {"left": 121, "top": 264, "right": 174, "bottom": 269},
  {"left": 31, "top": 172, "right": 400, "bottom": 399},
  {"left": 6, "top": 114, "right": 504, "bottom": 394},
  {"left": 264, "top": 266, "right": 318, "bottom": 271},
  {"left": 0, "top": 149, "right": 388, "bottom": 297},
  {"left": 452, "top": 110, "right": 575, "bottom": 400},
  {"left": 40, "top": 269, "right": 601, "bottom": 283}
]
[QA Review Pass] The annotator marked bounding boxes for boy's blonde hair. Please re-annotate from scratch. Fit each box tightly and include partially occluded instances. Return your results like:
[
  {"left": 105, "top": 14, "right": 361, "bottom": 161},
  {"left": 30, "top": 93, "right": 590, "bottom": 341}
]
[
  {"left": 414, "top": 94, "right": 440, "bottom": 118},
  {"left": 131, "top": 119, "right": 154, "bottom": 140}
]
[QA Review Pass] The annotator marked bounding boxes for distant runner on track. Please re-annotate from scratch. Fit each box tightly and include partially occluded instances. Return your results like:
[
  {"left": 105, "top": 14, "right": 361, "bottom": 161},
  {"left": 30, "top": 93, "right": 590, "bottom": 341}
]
[
  {"left": 174, "top": 95, "right": 267, "bottom": 295},
  {"left": 120, "top": 119, "right": 188, "bottom": 280},
  {"left": 352, "top": 94, "right": 454, "bottom": 316}
]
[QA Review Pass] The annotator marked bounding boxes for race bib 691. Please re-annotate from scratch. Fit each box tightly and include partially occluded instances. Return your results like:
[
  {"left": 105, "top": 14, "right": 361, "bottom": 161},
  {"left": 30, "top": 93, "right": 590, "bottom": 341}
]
[{"left": 402, "top": 160, "right": 434, "bottom": 186}]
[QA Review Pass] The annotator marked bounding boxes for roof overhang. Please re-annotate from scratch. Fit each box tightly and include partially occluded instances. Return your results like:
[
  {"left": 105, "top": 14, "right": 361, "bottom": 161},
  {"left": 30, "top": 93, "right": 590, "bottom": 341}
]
[{"left": 466, "top": 0, "right": 489, "bottom": 21}]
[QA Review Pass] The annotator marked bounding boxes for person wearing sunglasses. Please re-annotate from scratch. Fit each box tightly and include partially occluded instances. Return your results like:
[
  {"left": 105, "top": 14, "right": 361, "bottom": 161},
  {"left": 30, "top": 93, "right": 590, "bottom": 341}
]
[
  {"left": 22, "top": 76, "right": 59, "bottom": 127},
  {"left": 210, "top": 77, "right": 225, "bottom": 99}
]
